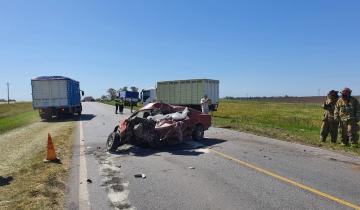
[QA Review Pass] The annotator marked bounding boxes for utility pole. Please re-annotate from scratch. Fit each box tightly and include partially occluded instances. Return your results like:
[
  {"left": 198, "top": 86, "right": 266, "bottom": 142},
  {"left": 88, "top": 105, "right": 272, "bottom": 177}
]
[{"left": 7, "top": 82, "right": 10, "bottom": 104}]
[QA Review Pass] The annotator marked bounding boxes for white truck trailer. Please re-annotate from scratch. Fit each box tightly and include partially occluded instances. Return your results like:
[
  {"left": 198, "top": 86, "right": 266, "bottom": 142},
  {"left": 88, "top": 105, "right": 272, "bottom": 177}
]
[
  {"left": 31, "top": 76, "right": 84, "bottom": 119},
  {"left": 156, "top": 79, "right": 219, "bottom": 111},
  {"left": 140, "top": 88, "right": 157, "bottom": 105}
]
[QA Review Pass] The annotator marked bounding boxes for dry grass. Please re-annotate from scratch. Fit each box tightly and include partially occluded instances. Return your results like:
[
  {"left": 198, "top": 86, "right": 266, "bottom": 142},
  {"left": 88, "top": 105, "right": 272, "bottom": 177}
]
[{"left": 0, "top": 122, "right": 74, "bottom": 210}]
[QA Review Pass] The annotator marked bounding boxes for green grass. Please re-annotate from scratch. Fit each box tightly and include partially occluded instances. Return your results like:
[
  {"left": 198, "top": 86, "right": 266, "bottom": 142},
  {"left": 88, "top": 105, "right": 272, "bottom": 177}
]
[
  {"left": 213, "top": 100, "right": 360, "bottom": 155},
  {"left": 0, "top": 102, "right": 39, "bottom": 134}
]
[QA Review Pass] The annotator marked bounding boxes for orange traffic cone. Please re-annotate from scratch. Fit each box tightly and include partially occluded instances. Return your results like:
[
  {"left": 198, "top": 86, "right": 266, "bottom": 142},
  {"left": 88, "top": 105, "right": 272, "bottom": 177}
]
[{"left": 43, "top": 133, "right": 60, "bottom": 163}]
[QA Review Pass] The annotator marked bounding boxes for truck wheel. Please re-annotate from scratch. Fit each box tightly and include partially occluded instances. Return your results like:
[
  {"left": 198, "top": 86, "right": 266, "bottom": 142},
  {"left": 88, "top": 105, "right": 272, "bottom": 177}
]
[
  {"left": 39, "top": 113, "right": 51, "bottom": 120},
  {"left": 192, "top": 124, "right": 204, "bottom": 141},
  {"left": 107, "top": 131, "right": 121, "bottom": 152}
]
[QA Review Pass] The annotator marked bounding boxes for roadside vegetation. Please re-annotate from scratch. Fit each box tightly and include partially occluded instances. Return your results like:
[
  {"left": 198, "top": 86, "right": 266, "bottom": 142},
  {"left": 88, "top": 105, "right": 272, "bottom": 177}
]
[
  {"left": 0, "top": 102, "right": 39, "bottom": 134},
  {"left": 0, "top": 122, "right": 74, "bottom": 210},
  {"left": 212, "top": 100, "right": 360, "bottom": 155},
  {"left": 0, "top": 102, "right": 75, "bottom": 209}
]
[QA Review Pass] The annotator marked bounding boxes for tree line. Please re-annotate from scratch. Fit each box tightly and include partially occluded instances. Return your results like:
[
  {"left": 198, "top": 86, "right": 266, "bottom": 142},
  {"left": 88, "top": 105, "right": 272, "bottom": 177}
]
[{"left": 101, "top": 86, "right": 139, "bottom": 100}]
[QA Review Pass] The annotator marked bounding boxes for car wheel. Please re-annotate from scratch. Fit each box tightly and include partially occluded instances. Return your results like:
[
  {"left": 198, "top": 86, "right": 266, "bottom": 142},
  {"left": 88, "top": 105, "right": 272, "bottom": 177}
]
[
  {"left": 192, "top": 124, "right": 204, "bottom": 141},
  {"left": 107, "top": 131, "right": 121, "bottom": 152}
]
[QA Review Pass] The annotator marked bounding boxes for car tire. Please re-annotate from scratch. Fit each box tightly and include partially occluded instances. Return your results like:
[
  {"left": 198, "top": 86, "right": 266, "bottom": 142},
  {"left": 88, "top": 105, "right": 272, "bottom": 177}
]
[
  {"left": 192, "top": 124, "right": 204, "bottom": 141},
  {"left": 107, "top": 131, "right": 121, "bottom": 152}
]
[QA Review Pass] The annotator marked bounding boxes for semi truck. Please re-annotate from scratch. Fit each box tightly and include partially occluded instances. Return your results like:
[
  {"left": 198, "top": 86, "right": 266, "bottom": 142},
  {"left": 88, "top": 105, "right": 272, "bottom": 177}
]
[
  {"left": 140, "top": 88, "right": 157, "bottom": 105},
  {"left": 156, "top": 79, "right": 220, "bottom": 111},
  {"left": 31, "top": 76, "right": 84, "bottom": 119},
  {"left": 119, "top": 91, "right": 139, "bottom": 106}
]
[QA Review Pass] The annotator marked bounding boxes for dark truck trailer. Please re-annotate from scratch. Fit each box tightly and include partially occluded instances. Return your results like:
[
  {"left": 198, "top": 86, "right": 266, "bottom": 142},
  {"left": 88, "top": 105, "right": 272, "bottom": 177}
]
[
  {"left": 119, "top": 91, "right": 139, "bottom": 106},
  {"left": 31, "top": 76, "right": 84, "bottom": 119}
]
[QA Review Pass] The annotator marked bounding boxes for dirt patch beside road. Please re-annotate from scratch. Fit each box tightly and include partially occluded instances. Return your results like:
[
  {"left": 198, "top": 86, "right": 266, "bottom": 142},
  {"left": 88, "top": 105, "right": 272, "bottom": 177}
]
[{"left": 0, "top": 121, "right": 75, "bottom": 210}]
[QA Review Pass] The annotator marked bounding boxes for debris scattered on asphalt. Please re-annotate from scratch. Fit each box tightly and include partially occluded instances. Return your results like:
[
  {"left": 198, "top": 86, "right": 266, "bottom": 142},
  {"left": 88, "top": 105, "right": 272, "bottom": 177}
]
[
  {"left": 303, "top": 150, "right": 306, "bottom": 152},
  {"left": 87, "top": 179, "right": 92, "bottom": 184},
  {"left": 80, "top": 182, "right": 83, "bottom": 184},
  {"left": 97, "top": 147, "right": 101, "bottom": 149},
  {"left": 263, "top": 155, "right": 267, "bottom": 158},
  {"left": 117, "top": 165, "right": 122, "bottom": 168},
  {"left": 268, "top": 158, "right": 272, "bottom": 160},
  {"left": 329, "top": 158, "right": 337, "bottom": 161},
  {"left": 188, "top": 166, "right": 195, "bottom": 169},
  {"left": 82, "top": 139, "right": 85, "bottom": 141},
  {"left": 134, "top": 174, "right": 146, "bottom": 179}
]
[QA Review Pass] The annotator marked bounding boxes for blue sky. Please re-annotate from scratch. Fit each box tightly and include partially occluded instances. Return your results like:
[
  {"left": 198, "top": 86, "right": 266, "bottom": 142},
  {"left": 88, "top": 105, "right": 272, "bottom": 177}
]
[{"left": 0, "top": 0, "right": 359, "bottom": 100}]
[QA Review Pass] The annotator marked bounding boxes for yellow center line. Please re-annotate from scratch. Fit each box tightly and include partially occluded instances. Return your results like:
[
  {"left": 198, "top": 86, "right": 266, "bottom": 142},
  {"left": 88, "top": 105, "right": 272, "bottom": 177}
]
[{"left": 210, "top": 149, "right": 360, "bottom": 210}]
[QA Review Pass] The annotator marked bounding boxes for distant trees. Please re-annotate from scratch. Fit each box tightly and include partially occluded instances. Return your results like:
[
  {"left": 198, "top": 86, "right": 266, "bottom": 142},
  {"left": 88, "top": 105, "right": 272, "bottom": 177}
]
[
  {"left": 106, "top": 86, "right": 139, "bottom": 101},
  {"left": 130, "top": 86, "right": 139, "bottom": 92},
  {"left": 120, "top": 86, "right": 128, "bottom": 91},
  {"left": 107, "top": 88, "right": 117, "bottom": 100}
]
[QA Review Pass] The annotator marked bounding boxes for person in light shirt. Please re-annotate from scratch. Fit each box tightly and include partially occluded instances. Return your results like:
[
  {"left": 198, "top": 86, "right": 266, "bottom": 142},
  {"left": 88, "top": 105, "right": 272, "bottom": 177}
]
[{"left": 200, "top": 94, "right": 210, "bottom": 114}]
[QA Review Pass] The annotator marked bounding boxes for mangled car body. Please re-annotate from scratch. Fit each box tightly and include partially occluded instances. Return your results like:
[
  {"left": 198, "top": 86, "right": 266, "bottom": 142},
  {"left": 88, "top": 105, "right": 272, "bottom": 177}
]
[{"left": 106, "top": 102, "right": 211, "bottom": 152}]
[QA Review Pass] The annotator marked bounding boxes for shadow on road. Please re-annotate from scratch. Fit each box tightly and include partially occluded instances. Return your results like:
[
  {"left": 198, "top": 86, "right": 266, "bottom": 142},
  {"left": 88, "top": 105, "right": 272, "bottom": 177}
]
[
  {"left": 111, "top": 138, "right": 226, "bottom": 157},
  {"left": 0, "top": 176, "right": 13, "bottom": 186},
  {"left": 80, "top": 114, "right": 96, "bottom": 121},
  {"left": 42, "top": 114, "right": 96, "bottom": 122}
]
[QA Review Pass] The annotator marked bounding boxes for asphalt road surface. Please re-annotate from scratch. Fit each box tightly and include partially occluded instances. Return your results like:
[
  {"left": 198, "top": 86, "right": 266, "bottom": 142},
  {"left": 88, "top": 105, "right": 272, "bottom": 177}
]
[{"left": 66, "top": 102, "right": 360, "bottom": 210}]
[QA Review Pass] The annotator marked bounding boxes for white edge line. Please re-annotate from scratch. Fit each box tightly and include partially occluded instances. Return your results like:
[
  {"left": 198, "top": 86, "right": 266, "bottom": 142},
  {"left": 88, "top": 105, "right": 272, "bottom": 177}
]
[{"left": 79, "top": 120, "right": 90, "bottom": 210}]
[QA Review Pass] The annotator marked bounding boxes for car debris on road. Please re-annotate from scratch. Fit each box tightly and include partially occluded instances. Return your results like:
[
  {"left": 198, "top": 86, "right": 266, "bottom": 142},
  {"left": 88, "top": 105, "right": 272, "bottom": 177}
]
[
  {"left": 106, "top": 102, "right": 212, "bottom": 152},
  {"left": 134, "top": 174, "right": 146, "bottom": 179}
]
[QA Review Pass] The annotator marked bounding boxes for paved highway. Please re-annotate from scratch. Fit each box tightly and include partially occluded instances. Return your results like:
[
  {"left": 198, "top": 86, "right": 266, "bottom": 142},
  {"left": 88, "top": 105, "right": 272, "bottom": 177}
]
[{"left": 66, "top": 102, "right": 360, "bottom": 210}]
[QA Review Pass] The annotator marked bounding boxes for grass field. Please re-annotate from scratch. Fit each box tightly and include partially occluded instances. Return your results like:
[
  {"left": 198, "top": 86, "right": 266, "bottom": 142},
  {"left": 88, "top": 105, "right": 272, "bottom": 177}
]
[
  {"left": 0, "top": 102, "right": 39, "bottom": 134},
  {"left": 213, "top": 100, "right": 360, "bottom": 155},
  {"left": 0, "top": 102, "right": 75, "bottom": 209},
  {"left": 0, "top": 122, "right": 74, "bottom": 210}
]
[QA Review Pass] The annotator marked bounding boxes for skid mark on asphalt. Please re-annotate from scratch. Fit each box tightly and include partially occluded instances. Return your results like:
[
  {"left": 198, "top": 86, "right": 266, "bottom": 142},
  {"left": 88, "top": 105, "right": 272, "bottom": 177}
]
[
  {"left": 210, "top": 149, "right": 360, "bottom": 210},
  {"left": 94, "top": 150, "right": 135, "bottom": 210}
]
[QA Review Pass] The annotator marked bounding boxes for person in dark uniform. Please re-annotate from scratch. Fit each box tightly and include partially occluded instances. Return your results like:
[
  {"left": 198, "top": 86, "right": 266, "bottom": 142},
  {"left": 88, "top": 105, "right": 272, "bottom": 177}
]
[
  {"left": 115, "top": 97, "right": 120, "bottom": 114},
  {"left": 119, "top": 97, "right": 125, "bottom": 114}
]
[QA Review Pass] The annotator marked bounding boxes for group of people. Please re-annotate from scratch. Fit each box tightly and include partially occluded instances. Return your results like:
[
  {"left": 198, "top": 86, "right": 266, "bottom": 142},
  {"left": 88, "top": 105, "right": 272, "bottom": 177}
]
[{"left": 320, "top": 87, "right": 360, "bottom": 148}]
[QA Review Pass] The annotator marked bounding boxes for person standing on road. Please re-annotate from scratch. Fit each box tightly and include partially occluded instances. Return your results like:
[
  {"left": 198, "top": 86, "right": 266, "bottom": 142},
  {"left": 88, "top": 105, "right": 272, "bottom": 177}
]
[
  {"left": 200, "top": 94, "right": 210, "bottom": 114},
  {"left": 119, "top": 97, "right": 125, "bottom": 114},
  {"left": 334, "top": 87, "right": 360, "bottom": 148},
  {"left": 115, "top": 96, "right": 120, "bottom": 114},
  {"left": 320, "top": 90, "right": 339, "bottom": 143}
]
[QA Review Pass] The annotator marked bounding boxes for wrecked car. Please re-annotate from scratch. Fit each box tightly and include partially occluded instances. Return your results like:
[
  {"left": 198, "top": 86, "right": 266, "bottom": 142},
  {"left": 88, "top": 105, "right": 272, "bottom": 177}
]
[{"left": 106, "top": 102, "right": 211, "bottom": 152}]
